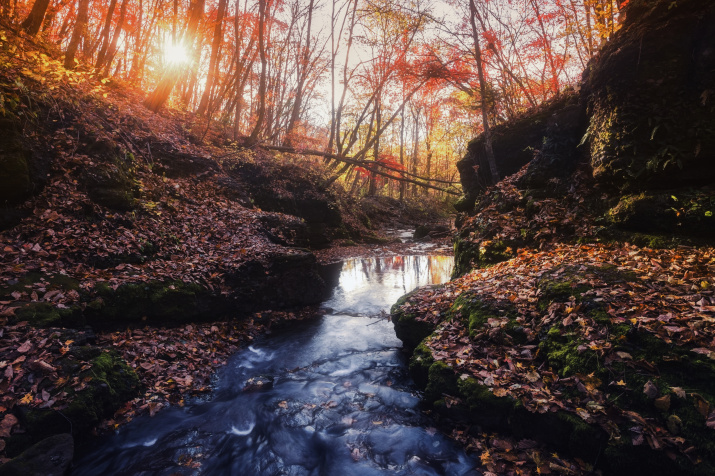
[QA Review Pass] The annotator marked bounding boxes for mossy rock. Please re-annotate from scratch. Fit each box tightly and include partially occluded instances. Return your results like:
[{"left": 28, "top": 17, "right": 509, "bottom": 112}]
[
  {"left": 390, "top": 288, "right": 439, "bottom": 352},
  {"left": 608, "top": 190, "right": 715, "bottom": 240},
  {"left": 418, "top": 352, "right": 609, "bottom": 465},
  {"left": 0, "top": 433, "right": 73, "bottom": 476},
  {"left": 607, "top": 193, "right": 679, "bottom": 232},
  {"left": 582, "top": 0, "right": 715, "bottom": 189},
  {"left": 452, "top": 236, "right": 480, "bottom": 278},
  {"left": 10, "top": 302, "right": 82, "bottom": 328},
  {"left": 7, "top": 350, "right": 140, "bottom": 457},
  {"left": 538, "top": 306, "right": 715, "bottom": 474},
  {"left": 1, "top": 273, "right": 84, "bottom": 327},
  {"left": 408, "top": 342, "right": 435, "bottom": 388},
  {"left": 453, "top": 195, "right": 474, "bottom": 213},
  {"left": 81, "top": 140, "right": 141, "bottom": 210},
  {"left": 88, "top": 280, "right": 222, "bottom": 327},
  {"left": 537, "top": 264, "right": 636, "bottom": 311},
  {"left": 449, "top": 293, "right": 526, "bottom": 344}
]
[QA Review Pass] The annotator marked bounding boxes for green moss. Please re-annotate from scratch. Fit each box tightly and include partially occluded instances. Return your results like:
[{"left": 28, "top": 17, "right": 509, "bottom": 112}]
[
  {"left": 480, "top": 240, "right": 514, "bottom": 266},
  {"left": 11, "top": 302, "right": 81, "bottom": 328},
  {"left": 540, "top": 327, "right": 605, "bottom": 378},
  {"left": 453, "top": 194, "right": 474, "bottom": 213},
  {"left": 425, "top": 360, "right": 459, "bottom": 405},
  {"left": 88, "top": 280, "right": 217, "bottom": 326},
  {"left": 13, "top": 350, "right": 140, "bottom": 454},
  {"left": 452, "top": 236, "right": 479, "bottom": 278},
  {"left": 408, "top": 342, "right": 435, "bottom": 388},
  {"left": 391, "top": 288, "right": 437, "bottom": 351}
]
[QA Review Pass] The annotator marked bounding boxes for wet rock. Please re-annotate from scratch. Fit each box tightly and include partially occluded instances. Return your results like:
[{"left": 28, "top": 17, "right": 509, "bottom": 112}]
[
  {"left": 242, "top": 375, "right": 274, "bottom": 392},
  {"left": 0, "top": 434, "right": 73, "bottom": 476},
  {"left": 413, "top": 224, "right": 450, "bottom": 240}
]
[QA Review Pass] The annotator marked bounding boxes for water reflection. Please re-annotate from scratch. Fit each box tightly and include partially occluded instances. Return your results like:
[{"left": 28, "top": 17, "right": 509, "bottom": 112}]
[{"left": 72, "top": 255, "right": 478, "bottom": 476}]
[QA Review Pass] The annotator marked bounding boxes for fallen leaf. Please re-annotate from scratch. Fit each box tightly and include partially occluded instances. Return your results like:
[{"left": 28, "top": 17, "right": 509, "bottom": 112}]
[
  {"left": 0, "top": 414, "right": 18, "bottom": 438},
  {"left": 671, "top": 387, "right": 686, "bottom": 399},
  {"left": 654, "top": 394, "right": 671, "bottom": 412},
  {"left": 643, "top": 380, "right": 658, "bottom": 399},
  {"left": 17, "top": 340, "right": 32, "bottom": 353}
]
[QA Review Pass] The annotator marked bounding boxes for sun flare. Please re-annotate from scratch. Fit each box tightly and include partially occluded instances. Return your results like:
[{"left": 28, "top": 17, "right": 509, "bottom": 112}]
[{"left": 163, "top": 41, "right": 189, "bottom": 65}]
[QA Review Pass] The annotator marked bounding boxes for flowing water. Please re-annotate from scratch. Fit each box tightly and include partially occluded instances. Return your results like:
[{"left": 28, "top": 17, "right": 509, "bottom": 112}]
[{"left": 72, "top": 255, "right": 479, "bottom": 476}]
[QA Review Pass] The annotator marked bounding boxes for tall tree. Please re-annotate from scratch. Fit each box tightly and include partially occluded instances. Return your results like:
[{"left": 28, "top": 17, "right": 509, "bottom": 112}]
[
  {"left": 64, "top": 0, "right": 90, "bottom": 69},
  {"left": 20, "top": 0, "right": 51, "bottom": 35},
  {"left": 247, "top": 0, "right": 268, "bottom": 144},
  {"left": 197, "top": 0, "right": 228, "bottom": 115},
  {"left": 469, "top": 0, "right": 499, "bottom": 184},
  {"left": 283, "top": 0, "right": 314, "bottom": 147}
]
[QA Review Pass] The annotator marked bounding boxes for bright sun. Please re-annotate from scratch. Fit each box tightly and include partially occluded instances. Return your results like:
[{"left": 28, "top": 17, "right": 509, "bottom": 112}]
[{"left": 163, "top": 41, "right": 189, "bottom": 65}]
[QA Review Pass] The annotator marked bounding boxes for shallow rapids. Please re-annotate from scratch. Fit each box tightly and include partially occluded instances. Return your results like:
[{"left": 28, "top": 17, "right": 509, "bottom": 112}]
[{"left": 72, "top": 255, "right": 479, "bottom": 475}]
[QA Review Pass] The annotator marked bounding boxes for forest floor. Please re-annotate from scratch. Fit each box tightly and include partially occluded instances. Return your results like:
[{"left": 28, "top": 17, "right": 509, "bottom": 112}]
[{"left": 0, "top": 29, "right": 453, "bottom": 462}]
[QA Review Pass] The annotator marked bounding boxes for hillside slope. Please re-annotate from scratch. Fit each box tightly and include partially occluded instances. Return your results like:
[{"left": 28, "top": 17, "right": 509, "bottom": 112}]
[
  {"left": 392, "top": 0, "right": 715, "bottom": 474},
  {"left": 0, "top": 27, "right": 389, "bottom": 461}
]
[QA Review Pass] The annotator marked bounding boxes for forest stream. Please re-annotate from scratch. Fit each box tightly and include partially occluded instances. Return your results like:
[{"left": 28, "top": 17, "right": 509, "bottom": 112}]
[{"left": 70, "top": 253, "right": 479, "bottom": 475}]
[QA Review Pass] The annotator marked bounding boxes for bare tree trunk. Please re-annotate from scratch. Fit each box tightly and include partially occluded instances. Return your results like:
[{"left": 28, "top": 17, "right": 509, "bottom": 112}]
[
  {"left": 20, "top": 0, "right": 51, "bottom": 35},
  {"left": 94, "top": 0, "right": 118, "bottom": 67},
  {"left": 64, "top": 0, "right": 90, "bottom": 69},
  {"left": 368, "top": 97, "right": 381, "bottom": 196},
  {"left": 100, "top": 0, "right": 129, "bottom": 75},
  {"left": 247, "top": 0, "right": 267, "bottom": 144},
  {"left": 284, "top": 0, "right": 314, "bottom": 147},
  {"left": 197, "top": 0, "right": 228, "bottom": 115},
  {"left": 469, "top": 0, "right": 499, "bottom": 184},
  {"left": 399, "top": 107, "right": 405, "bottom": 201}
]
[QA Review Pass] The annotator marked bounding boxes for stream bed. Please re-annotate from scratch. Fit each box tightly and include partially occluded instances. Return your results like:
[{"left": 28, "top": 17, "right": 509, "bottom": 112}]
[{"left": 72, "top": 255, "right": 479, "bottom": 475}]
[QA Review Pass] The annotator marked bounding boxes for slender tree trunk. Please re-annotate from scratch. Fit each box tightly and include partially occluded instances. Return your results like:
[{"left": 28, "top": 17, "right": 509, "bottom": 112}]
[
  {"left": 20, "top": 0, "right": 51, "bottom": 35},
  {"left": 100, "top": 0, "right": 129, "bottom": 76},
  {"left": 247, "top": 0, "right": 267, "bottom": 144},
  {"left": 469, "top": 0, "right": 499, "bottom": 185},
  {"left": 64, "top": 0, "right": 90, "bottom": 69},
  {"left": 94, "top": 0, "right": 118, "bottom": 67},
  {"left": 197, "top": 0, "right": 228, "bottom": 115},
  {"left": 368, "top": 97, "right": 381, "bottom": 196},
  {"left": 399, "top": 107, "right": 405, "bottom": 201},
  {"left": 284, "top": 0, "right": 314, "bottom": 147}
]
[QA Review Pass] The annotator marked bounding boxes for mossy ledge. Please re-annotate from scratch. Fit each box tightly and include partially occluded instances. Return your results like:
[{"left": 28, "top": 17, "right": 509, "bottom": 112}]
[
  {"left": 390, "top": 286, "right": 444, "bottom": 352},
  {"left": 3, "top": 252, "right": 328, "bottom": 330},
  {"left": 408, "top": 339, "right": 714, "bottom": 476},
  {"left": 5, "top": 350, "right": 141, "bottom": 458},
  {"left": 396, "top": 265, "right": 715, "bottom": 475}
]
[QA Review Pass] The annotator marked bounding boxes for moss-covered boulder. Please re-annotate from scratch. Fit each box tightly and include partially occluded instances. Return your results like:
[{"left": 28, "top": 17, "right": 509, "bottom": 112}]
[
  {"left": 607, "top": 190, "right": 715, "bottom": 238},
  {"left": 85, "top": 280, "right": 226, "bottom": 327},
  {"left": 0, "top": 118, "right": 33, "bottom": 204},
  {"left": 582, "top": 0, "right": 715, "bottom": 190},
  {"left": 452, "top": 234, "right": 516, "bottom": 278},
  {"left": 81, "top": 139, "right": 140, "bottom": 210},
  {"left": 391, "top": 288, "right": 440, "bottom": 352},
  {"left": 455, "top": 92, "right": 584, "bottom": 210},
  {"left": 0, "top": 433, "right": 73, "bottom": 476},
  {"left": 6, "top": 350, "right": 140, "bottom": 456}
]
